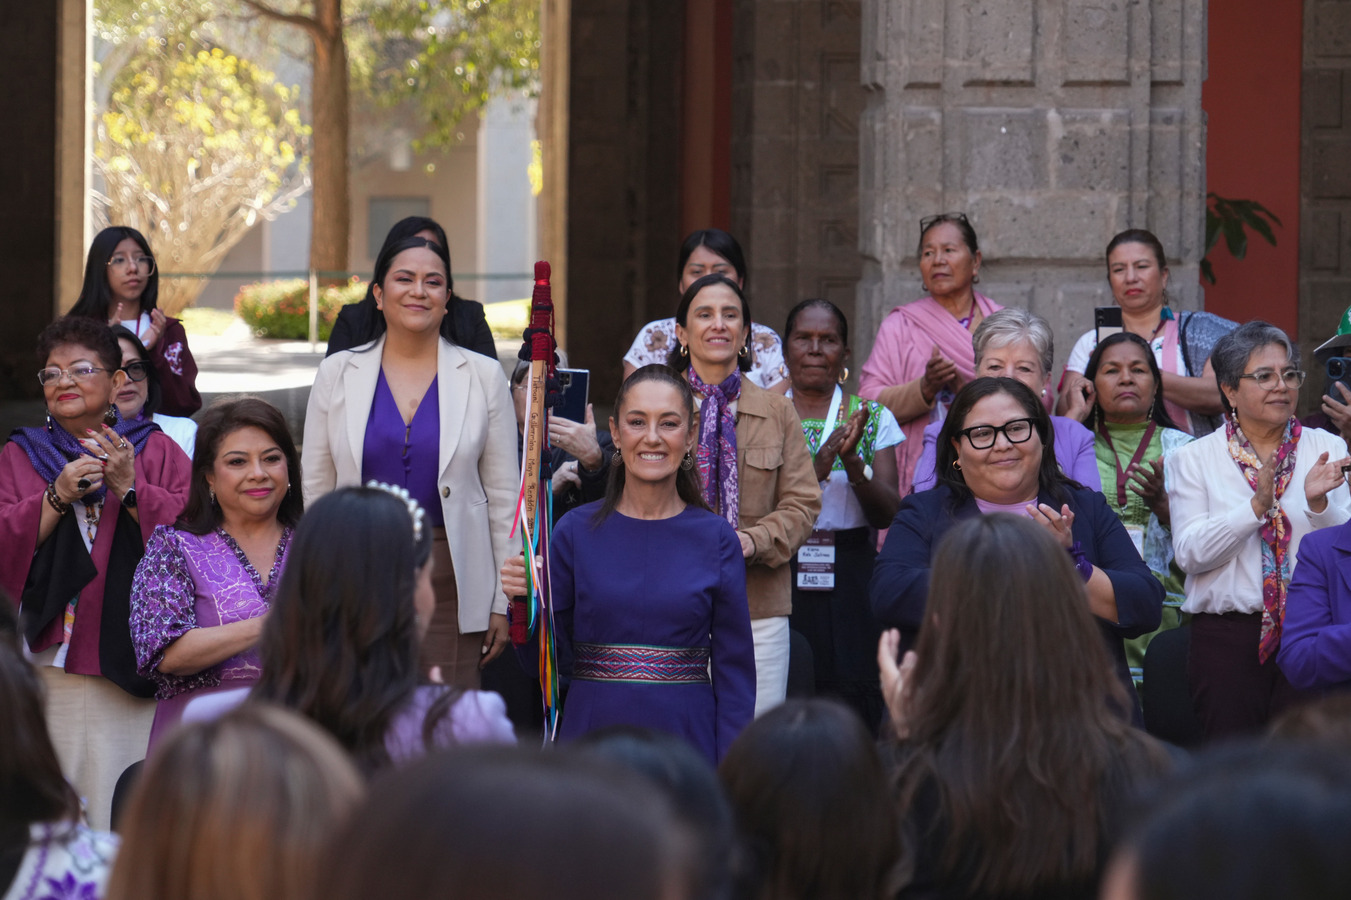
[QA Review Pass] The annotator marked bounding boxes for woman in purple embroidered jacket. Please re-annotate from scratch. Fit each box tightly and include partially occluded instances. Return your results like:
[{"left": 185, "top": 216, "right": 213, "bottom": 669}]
[
  {"left": 130, "top": 398, "right": 302, "bottom": 750},
  {"left": 502, "top": 366, "right": 757, "bottom": 765}
]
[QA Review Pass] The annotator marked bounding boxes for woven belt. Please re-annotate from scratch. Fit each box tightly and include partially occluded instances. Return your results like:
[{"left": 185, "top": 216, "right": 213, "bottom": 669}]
[{"left": 573, "top": 642, "right": 710, "bottom": 684}]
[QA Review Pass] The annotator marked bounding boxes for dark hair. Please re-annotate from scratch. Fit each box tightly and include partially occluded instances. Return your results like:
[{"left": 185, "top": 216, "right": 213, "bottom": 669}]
[
  {"left": 176, "top": 398, "right": 303, "bottom": 534},
  {"left": 36, "top": 315, "right": 122, "bottom": 372},
  {"left": 313, "top": 747, "right": 694, "bottom": 900},
  {"left": 917, "top": 213, "right": 979, "bottom": 257},
  {"left": 1106, "top": 228, "right": 1168, "bottom": 272},
  {"left": 372, "top": 236, "right": 452, "bottom": 300},
  {"left": 784, "top": 298, "right": 848, "bottom": 348},
  {"left": 934, "top": 376, "right": 1072, "bottom": 506},
  {"left": 1084, "top": 331, "right": 1179, "bottom": 431},
  {"left": 665, "top": 274, "right": 753, "bottom": 373},
  {"left": 0, "top": 592, "right": 80, "bottom": 846},
  {"left": 252, "top": 487, "right": 449, "bottom": 775},
  {"left": 354, "top": 218, "right": 463, "bottom": 347},
  {"left": 1117, "top": 742, "right": 1351, "bottom": 900},
  {"left": 1269, "top": 693, "right": 1351, "bottom": 750},
  {"left": 892, "top": 515, "right": 1167, "bottom": 896},
  {"left": 110, "top": 324, "right": 164, "bottom": 418},
  {"left": 720, "top": 700, "right": 902, "bottom": 900},
  {"left": 69, "top": 226, "right": 158, "bottom": 319},
  {"left": 1210, "top": 320, "right": 1300, "bottom": 416},
  {"left": 594, "top": 365, "right": 710, "bottom": 525},
  {"left": 678, "top": 228, "right": 748, "bottom": 286},
  {"left": 573, "top": 727, "right": 738, "bottom": 900}
]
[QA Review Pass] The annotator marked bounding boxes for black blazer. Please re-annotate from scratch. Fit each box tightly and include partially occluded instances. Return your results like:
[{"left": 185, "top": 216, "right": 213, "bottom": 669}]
[
  {"left": 870, "top": 483, "right": 1163, "bottom": 719},
  {"left": 326, "top": 295, "right": 497, "bottom": 360}
]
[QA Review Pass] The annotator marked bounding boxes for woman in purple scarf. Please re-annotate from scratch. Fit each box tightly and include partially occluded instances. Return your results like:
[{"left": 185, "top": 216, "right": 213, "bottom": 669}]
[{"left": 665, "top": 274, "right": 821, "bottom": 716}]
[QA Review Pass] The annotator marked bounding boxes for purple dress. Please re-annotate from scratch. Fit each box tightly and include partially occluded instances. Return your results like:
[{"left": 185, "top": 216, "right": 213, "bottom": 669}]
[
  {"left": 551, "top": 502, "right": 756, "bottom": 764},
  {"left": 130, "top": 526, "right": 291, "bottom": 748}
]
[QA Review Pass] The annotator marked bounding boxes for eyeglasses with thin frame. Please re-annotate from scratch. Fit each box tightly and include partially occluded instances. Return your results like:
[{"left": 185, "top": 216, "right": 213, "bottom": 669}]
[
  {"left": 1238, "top": 368, "right": 1306, "bottom": 391},
  {"left": 37, "top": 364, "right": 110, "bottom": 387},
  {"left": 121, "top": 361, "right": 151, "bottom": 383},
  {"left": 107, "top": 254, "right": 156, "bottom": 275},
  {"left": 958, "top": 417, "right": 1037, "bottom": 450},
  {"left": 920, "top": 212, "right": 971, "bottom": 233}
]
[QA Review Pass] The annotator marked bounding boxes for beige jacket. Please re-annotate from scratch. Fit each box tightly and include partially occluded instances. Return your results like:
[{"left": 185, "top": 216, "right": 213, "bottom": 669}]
[
  {"left": 736, "top": 380, "right": 822, "bottom": 618},
  {"left": 301, "top": 335, "right": 519, "bottom": 633}
]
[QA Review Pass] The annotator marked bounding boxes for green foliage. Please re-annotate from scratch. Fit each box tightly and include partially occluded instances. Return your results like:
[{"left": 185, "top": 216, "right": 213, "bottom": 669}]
[
  {"left": 234, "top": 278, "right": 366, "bottom": 339},
  {"left": 1202, "top": 193, "right": 1282, "bottom": 285}
]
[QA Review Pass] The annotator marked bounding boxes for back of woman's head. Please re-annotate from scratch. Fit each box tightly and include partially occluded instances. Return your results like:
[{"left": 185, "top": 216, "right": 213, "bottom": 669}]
[
  {"left": 70, "top": 226, "right": 158, "bottom": 318},
  {"left": 894, "top": 514, "right": 1161, "bottom": 895},
  {"left": 105, "top": 704, "right": 363, "bottom": 900},
  {"left": 719, "top": 700, "right": 901, "bottom": 900},
  {"left": 0, "top": 594, "right": 78, "bottom": 832},
  {"left": 314, "top": 746, "right": 694, "bottom": 900},
  {"left": 253, "top": 486, "right": 431, "bottom": 771}
]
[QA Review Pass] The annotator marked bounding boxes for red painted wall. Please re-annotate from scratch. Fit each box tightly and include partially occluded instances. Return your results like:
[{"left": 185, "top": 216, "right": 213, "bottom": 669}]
[{"left": 1202, "top": 1, "right": 1302, "bottom": 335}]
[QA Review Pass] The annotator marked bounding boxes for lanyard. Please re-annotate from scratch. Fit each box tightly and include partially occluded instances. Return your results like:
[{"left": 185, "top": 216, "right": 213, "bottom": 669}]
[
  {"left": 1099, "top": 421, "right": 1157, "bottom": 508},
  {"left": 801, "top": 386, "right": 846, "bottom": 457}
]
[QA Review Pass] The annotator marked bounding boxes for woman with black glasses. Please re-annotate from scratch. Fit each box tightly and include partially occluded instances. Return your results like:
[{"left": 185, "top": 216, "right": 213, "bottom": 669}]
[
  {"left": 870, "top": 376, "right": 1163, "bottom": 720},
  {"left": 111, "top": 325, "right": 197, "bottom": 458}
]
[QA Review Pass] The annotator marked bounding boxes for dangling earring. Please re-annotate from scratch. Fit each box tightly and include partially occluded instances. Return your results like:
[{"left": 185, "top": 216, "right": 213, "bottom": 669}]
[
  {"left": 209, "top": 487, "right": 216, "bottom": 505},
  {"left": 838, "top": 367, "right": 850, "bottom": 385},
  {"left": 973, "top": 273, "right": 981, "bottom": 285},
  {"left": 681, "top": 452, "right": 694, "bottom": 471},
  {"left": 45, "top": 412, "right": 54, "bottom": 434},
  {"left": 1146, "top": 399, "right": 1156, "bottom": 421},
  {"left": 679, "top": 343, "right": 689, "bottom": 358},
  {"left": 612, "top": 449, "right": 623, "bottom": 467}
]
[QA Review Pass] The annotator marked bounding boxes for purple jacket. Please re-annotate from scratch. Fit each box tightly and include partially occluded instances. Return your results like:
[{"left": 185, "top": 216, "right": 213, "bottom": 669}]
[{"left": 1279, "top": 520, "right": 1351, "bottom": 691}]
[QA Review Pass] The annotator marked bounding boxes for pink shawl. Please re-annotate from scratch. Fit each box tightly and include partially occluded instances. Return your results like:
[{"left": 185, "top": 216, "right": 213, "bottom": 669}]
[{"left": 859, "top": 293, "right": 1003, "bottom": 496}]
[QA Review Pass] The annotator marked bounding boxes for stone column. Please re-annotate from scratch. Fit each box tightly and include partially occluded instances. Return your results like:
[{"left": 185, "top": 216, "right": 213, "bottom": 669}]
[{"left": 855, "top": 0, "right": 1207, "bottom": 373}]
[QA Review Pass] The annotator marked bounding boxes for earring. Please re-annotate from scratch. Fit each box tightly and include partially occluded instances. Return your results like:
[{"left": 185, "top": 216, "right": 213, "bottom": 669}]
[
  {"left": 838, "top": 367, "right": 850, "bottom": 385},
  {"left": 738, "top": 343, "right": 750, "bottom": 359},
  {"left": 681, "top": 452, "right": 694, "bottom": 471},
  {"left": 209, "top": 487, "right": 216, "bottom": 505},
  {"left": 679, "top": 344, "right": 689, "bottom": 358},
  {"left": 973, "top": 273, "right": 981, "bottom": 285},
  {"left": 45, "top": 412, "right": 54, "bottom": 434},
  {"left": 952, "top": 460, "right": 962, "bottom": 471},
  {"left": 612, "top": 449, "right": 623, "bottom": 467}
]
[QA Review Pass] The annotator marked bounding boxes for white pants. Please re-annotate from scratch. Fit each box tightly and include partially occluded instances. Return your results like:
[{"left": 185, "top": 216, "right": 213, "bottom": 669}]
[
  {"left": 751, "top": 616, "right": 790, "bottom": 717},
  {"left": 40, "top": 668, "right": 155, "bottom": 830}
]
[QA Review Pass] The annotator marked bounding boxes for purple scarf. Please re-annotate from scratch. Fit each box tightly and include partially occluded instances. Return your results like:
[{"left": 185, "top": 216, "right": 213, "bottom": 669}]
[
  {"left": 688, "top": 367, "right": 741, "bottom": 527},
  {"left": 9, "top": 408, "right": 158, "bottom": 503}
]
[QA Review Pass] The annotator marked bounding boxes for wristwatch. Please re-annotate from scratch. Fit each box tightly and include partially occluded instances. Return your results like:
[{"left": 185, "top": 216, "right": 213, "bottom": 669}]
[
  {"left": 121, "top": 487, "right": 138, "bottom": 509},
  {"left": 848, "top": 464, "right": 874, "bottom": 487}
]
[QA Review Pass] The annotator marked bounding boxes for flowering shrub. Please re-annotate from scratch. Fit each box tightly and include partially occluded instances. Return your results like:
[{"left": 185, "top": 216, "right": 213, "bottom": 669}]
[{"left": 234, "top": 278, "right": 365, "bottom": 340}]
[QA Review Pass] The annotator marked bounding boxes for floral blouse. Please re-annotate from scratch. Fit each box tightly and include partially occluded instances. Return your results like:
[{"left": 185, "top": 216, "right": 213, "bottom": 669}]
[{"left": 623, "top": 318, "right": 788, "bottom": 388}]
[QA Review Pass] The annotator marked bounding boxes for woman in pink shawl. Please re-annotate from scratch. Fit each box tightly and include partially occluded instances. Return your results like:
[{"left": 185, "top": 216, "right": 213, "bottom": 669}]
[{"left": 859, "top": 213, "right": 1002, "bottom": 496}]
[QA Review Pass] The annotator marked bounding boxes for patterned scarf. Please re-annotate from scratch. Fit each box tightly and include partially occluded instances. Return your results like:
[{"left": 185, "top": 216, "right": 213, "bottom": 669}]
[
  {"left": 10, "top": 407, "right": 158, "bottom": 504},
  {"left": 1225, "top": 414, "right": 1300, "bottom": 663},
  {"left": 688, "top": 367, "right": 741, "bottom": 527}
]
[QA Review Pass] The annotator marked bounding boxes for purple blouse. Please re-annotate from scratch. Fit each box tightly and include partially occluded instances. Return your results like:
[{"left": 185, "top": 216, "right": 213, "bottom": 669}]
[
  {"left": 130, "top": 526, "right": 291, "bottom": 700},
  {"left": 362, "top": 370, "right": 444, "bottom": 526},
  {"left": 384, "top": 686, "right": 517, "bottom": 764}
]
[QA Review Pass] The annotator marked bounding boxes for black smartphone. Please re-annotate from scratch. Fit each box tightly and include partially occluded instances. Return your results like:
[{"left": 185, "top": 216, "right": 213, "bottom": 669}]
[
  {"left": 554, "top": 368, "right": 590, "bottom": 423},
  {"left": 1326, "top": 357, "right": 1351, "bottom": 402},
  {"left": 1095, "top": 306, "right": 1123, "bottom": 344}
]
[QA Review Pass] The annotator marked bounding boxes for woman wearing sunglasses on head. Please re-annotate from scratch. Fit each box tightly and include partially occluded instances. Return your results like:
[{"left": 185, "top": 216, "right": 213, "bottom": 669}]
[
  {"left": 110, "top": 325, "right": 197, "bottom": 459},
  {"left": 69, "top": 226, "right": 201, "bottom": 417},
  {"left": 870, "top": 377, "right": 1163, "bottom": 721}
]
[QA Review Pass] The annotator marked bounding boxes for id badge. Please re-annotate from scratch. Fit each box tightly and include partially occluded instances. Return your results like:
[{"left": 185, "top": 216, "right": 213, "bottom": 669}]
[
  {"left": 796, "top": 530, "right": 836, "bottom": 591},
  {"left": 1124, "top": 523, "right": 1146, "bottom": 559}
]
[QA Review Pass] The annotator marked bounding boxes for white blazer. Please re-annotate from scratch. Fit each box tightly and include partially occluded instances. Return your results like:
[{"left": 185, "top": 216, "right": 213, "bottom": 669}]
[{"left": 302, "top": 335, "right": 519, "bottom": 633}]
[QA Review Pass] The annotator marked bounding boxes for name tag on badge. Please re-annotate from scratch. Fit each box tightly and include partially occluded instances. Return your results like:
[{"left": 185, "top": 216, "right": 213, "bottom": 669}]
[{"left": 796, "top": 530, "right": 836, "bottom": 591}]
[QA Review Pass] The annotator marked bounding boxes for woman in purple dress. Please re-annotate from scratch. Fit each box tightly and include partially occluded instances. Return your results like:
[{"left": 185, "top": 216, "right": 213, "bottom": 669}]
[
  {"left": 502, "top": 366, "right": 757, "bottom": 764},
  {"left": 130, "top": 398, "right": 302, "bottom": 750}
]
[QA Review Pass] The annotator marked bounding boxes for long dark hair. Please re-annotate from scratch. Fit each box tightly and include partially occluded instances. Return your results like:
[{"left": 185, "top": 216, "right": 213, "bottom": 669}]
[
  {"left": 678, "top": 228, "right": 748, "bottom": 286},
  {"left": 1084, "top": 332, "right": 1179, "bottom": 432},
  {"left": 892, "top": 515, "right": 1168, "bottom": 896},
  {"left": 934, "top": 377, "right": 1073, "bottom": 506},
  {"left": 593, "top": 365, "right": 710, "bottom": 526},
  {"left": 69, "top": 226, "right": 158, "bottom": 319},
  {"left": 720, "top": 700, "right": 902, "bottom": 900},
  {"left": 664, "top": 274, "right": 753, "bottom": 374},
  {"left": 176, "top": 398, "right": 304, "bottom": 534},
  {"left": 0, "top": 594, "right": 79, "bottom": 848},
  {"left": 353, "top": 217, "right": 469, "bottom": 346},
  {"left": 110, "top": 324, "right": 163, "bottom": 418},
  {"left": 251, "top": 487, "right": 454, "bottom": 775}
]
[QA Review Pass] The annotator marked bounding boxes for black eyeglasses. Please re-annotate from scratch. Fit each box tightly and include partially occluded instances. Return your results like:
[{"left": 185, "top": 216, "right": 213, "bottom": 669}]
[
  {"left": 121, "top": 361, "right": 151, "bottom": 383},
  {"left": 958, "top": 417, "right": 1037, "bottom": 450},
  {"left": 920, "top": 212, "right": 971, "bottom": 233}
]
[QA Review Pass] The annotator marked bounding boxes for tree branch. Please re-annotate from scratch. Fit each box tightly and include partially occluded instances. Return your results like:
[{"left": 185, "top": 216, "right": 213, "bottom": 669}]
[{"left": 238, "top": 0, "right": 324, "bottom": 42}]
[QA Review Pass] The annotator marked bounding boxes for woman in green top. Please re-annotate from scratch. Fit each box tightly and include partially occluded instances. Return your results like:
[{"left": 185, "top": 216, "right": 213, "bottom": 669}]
[{"left": 1085, "top": 332, "right": 1192, "bottom": 689}]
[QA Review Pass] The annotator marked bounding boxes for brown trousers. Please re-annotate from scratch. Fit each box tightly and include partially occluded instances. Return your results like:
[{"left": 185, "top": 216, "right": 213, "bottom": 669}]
[{"left": 420, "top": 527, "right": 487, "bottom": 689}]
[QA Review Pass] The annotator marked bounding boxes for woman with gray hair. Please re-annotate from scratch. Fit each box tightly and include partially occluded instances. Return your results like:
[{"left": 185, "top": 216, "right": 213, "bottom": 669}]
[
  {"left": 911, "top": 308, "right": 1101, "bottom": 492},
  {"left": 1167, "top": 320, "right": 1351, "bottom": 738}
]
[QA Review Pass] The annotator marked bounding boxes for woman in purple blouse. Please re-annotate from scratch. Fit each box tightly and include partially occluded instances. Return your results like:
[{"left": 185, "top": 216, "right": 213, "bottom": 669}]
[{"left": 130, "top": 398, "right": 302, "bottom": 750}]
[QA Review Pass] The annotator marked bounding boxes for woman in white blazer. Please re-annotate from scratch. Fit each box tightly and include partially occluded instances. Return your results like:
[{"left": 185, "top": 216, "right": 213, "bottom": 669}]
[{"left": 303, "top": 236, "right": 518, "bottom": 688}]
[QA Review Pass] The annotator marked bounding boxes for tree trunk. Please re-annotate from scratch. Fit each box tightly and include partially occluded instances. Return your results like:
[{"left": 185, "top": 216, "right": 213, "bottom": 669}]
[{"left": 309, "top": 0, "right": 349, "bottom": 281}]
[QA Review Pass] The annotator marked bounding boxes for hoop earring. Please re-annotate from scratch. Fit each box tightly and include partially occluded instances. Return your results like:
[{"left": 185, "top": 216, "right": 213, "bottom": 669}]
[
  {"left": 681, "top": 452, "right": 694, "bottom": 471},
  {"left": 738, "top": 342, "right": 749, "bottom": 359},
  {"left": 973, "top": 273, "right": 981, "bottom": 285},
  {"left": 838, "top": 367, "right": 849, "bottom": 385},
  {"left": 612, "top": 449, "right": 623, "bottom": 467},
  {"left": 952, "top": 460, "right": 962, "bottom": 471},
  {"left": 679, "top": 344, "right": 689, "bottom": 358}
]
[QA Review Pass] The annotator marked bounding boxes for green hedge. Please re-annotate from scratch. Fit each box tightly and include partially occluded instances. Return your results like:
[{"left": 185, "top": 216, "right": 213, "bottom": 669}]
[{"left": 234, "top": 278, "right": 367, "bottom": 340}]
